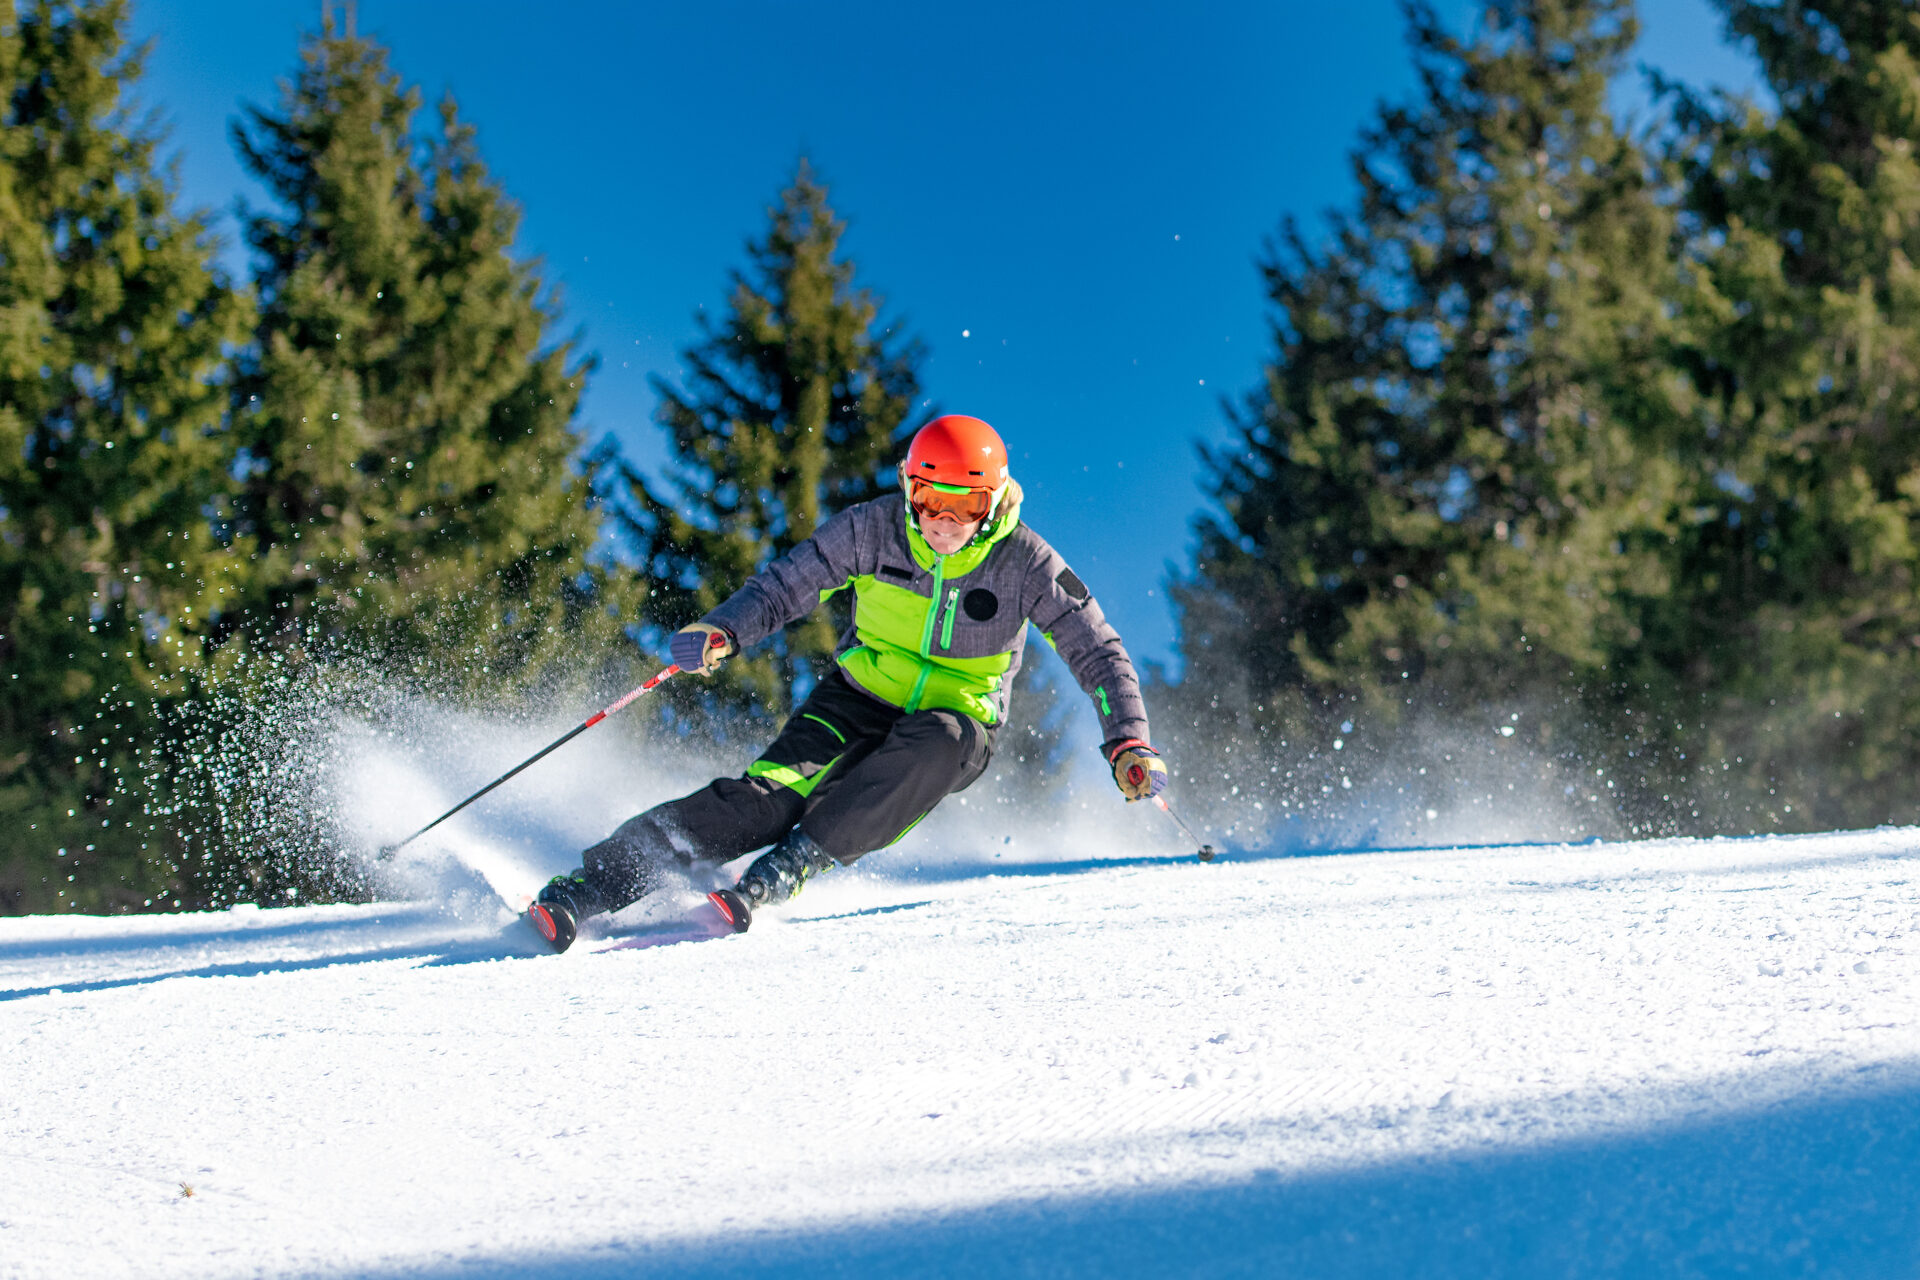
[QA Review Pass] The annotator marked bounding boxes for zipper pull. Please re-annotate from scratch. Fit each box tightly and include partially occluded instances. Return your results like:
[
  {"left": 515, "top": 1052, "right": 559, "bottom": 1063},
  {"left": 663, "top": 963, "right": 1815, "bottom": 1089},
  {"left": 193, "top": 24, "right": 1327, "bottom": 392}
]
[{"left": 940, "top": 587, "right": 960, "bottom": 649}]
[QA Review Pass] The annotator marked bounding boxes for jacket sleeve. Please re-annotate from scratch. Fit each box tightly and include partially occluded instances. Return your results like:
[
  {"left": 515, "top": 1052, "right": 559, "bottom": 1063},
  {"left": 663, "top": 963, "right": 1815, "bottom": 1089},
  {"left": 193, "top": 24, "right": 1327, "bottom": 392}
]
[
  {"left": 1022, "top": 539, "right": 1151, "bottom": 748},
  {"left": 701, "top": 504, "right": 868, "bottom": 647}
]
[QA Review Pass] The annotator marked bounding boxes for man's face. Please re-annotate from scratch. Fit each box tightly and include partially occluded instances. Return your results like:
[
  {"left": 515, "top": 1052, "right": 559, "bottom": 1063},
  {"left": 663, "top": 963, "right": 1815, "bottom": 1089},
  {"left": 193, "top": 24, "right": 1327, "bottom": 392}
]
[{"left": 921, "top": 512, "right": 984, "bottom": 555}]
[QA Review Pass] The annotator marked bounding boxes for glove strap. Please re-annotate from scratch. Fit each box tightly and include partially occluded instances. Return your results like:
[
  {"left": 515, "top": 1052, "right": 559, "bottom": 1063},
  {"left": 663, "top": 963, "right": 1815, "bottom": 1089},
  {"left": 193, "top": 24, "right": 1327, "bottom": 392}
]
[{"left": 1106, "top": 737, "right": 1152, "bottom": 763}]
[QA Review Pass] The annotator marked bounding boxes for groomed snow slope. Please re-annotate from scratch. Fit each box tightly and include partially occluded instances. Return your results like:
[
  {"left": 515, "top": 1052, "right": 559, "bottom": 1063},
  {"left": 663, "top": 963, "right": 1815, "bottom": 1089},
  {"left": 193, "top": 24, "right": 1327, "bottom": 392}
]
[{"left": 8, "top": 828, "right": 1920, "bottom": 1278}]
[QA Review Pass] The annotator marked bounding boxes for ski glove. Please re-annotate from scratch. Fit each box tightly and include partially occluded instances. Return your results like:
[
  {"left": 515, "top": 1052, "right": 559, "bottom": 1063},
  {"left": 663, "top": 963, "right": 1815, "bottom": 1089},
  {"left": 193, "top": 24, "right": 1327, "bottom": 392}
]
[
  {"left": 671, "top": 623, "right": 735, "bottom": 677},
  {"left": 1106, "top": 739, "right": 1168, "bottom": 802}
]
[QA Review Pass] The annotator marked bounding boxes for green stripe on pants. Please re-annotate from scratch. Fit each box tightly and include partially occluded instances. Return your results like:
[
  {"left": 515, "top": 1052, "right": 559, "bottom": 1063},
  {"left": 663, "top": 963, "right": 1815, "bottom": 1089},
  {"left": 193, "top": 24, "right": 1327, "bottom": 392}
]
[{"left": 746, "top": 754, "right": 844, "bottom": 799}]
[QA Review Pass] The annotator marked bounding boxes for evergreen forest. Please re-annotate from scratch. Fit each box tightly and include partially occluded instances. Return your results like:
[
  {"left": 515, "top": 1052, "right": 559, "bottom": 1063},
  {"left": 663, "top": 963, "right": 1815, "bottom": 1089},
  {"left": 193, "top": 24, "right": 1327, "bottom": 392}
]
[{"left": 5, "top": 0, "right": 1919, "bottom": 912}]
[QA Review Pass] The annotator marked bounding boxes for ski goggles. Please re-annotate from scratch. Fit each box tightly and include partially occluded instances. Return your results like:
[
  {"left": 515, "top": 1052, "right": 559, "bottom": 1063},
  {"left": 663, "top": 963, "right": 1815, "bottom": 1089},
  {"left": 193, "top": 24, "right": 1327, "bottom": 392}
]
[{"left": 908, "top": 476, "right": 999, "bottom": 525}]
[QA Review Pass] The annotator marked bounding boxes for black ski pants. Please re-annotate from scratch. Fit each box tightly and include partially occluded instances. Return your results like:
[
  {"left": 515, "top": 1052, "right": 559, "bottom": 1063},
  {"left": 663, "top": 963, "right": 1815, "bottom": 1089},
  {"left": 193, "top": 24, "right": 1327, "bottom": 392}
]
[{"left": 580, "top": 670, "right": 994, "bottom": 910}]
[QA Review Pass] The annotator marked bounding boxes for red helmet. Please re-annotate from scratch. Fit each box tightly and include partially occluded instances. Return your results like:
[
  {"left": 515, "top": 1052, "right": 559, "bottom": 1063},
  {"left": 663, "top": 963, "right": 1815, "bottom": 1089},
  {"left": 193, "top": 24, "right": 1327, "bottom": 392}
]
[
  {"left": 905, "top": 415, "right": 1009, "bottom": 488},
  {"left": 902, "top": 415, "right": 1011, "bottom": 526}
]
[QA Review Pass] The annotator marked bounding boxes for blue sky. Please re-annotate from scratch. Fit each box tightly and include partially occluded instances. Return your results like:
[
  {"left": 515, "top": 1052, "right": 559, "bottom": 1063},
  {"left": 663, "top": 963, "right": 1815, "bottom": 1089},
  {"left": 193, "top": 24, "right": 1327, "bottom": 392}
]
[{"left": 130, "top": 0, "right": 1766, "bottom": 674}]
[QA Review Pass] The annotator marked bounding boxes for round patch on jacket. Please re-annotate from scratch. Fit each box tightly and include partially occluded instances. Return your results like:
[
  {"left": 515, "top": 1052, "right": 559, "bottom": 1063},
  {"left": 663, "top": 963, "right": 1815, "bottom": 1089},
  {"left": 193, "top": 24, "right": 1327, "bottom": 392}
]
[{"left": 963, "top": 588, "right": 999, "bottom": 621}]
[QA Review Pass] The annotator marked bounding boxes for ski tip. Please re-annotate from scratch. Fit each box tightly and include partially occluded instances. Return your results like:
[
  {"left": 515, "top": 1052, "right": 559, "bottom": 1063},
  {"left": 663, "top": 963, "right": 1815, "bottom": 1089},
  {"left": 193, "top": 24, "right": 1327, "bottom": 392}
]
[
  {"left": 707, "top": 888, "right": 752, "bottom": 934},
  {"left": 1196, "top": 845, "right": 1217, "bottom": 863},
  {"left": 527, "top": 901, "right": 578, "bottom": 953}
]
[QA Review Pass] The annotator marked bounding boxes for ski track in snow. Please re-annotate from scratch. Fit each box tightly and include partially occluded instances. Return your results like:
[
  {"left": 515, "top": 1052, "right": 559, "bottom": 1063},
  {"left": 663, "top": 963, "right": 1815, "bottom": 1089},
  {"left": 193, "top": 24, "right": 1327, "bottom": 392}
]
[{"left": 7, "top": 828, "right": 1920, "bottom": 1277}]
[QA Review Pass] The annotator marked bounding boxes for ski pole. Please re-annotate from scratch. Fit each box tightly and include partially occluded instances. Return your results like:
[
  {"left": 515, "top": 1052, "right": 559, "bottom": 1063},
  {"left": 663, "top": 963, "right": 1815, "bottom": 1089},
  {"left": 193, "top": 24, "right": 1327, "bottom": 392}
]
[
  {"left": 376, "top": 661, "right": 687, "bottom": 861},
  {"left": 1153, "top": 793, "right": 1217, "bottom": 862}
]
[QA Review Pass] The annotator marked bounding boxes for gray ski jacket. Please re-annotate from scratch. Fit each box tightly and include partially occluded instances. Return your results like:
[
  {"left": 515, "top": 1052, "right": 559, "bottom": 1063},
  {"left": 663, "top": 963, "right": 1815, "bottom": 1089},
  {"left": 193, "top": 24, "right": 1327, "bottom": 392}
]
[{"left": 703, "top": 485, "right": 1151, "bottom": 748}]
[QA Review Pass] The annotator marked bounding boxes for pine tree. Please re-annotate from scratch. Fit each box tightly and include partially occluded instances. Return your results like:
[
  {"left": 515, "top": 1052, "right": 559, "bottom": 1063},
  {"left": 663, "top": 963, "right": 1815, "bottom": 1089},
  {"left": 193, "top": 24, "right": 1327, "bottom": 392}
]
[
  {"left": 1650, "top": 0, "right": 1920, "bottom": 830},
  {"left": 228, "top": 21, "right": 603, "bottom": 686},
  {"left": 618, "top": 162, "right": 927, "bottom": 723},
  {"left": 0, "top": 0, "right": 249, "bottom": 912},
  {"left": 1170, "top": 0, "right": 1689, "bottom": 835}
]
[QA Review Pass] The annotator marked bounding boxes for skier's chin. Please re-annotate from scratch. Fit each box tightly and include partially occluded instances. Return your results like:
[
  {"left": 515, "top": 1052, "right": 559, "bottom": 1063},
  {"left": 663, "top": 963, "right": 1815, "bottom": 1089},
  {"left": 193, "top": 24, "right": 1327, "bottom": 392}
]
[{"left": 923, "top": 520, "right": 977, "bottom": 554}]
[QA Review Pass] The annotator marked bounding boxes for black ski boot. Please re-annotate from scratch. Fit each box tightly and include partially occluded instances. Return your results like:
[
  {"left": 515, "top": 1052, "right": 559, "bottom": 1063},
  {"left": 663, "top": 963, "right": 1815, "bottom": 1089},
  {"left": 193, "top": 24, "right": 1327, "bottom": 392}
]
[
  {"left": 528, "top": 870, "right": 605, "bottom": 953},
  {"left": 709, "top": 828, "right": 839, "bottom": 934}
]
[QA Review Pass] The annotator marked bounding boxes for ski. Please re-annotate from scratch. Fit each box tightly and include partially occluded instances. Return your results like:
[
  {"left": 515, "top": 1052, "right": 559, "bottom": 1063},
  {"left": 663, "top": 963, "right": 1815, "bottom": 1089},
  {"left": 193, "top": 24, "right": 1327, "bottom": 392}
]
[{"left": 707, "top": 888, "right": 752, "bottom": 934}]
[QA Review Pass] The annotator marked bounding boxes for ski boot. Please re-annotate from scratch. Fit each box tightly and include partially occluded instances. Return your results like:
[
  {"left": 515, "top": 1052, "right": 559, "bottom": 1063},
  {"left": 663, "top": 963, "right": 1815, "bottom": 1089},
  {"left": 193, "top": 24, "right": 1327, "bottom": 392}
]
[
  {"left": 527, "top": 870, "right": 604, "bottom": 953},
  {"left": 709, "top": 828, "right": 838, "bottom": 934}
]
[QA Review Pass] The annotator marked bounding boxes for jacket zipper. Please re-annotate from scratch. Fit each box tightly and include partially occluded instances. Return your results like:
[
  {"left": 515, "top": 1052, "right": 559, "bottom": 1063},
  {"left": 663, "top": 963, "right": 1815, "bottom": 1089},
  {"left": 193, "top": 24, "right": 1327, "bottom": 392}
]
[{"left": 905, "top": 553, "right": 946, "bottom": 712}]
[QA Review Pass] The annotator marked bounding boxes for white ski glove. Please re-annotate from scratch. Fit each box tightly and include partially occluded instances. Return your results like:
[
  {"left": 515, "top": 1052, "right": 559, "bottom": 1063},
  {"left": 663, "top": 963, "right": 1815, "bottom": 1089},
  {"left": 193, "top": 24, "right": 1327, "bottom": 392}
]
[
  {"left": 671, "top": 623, "right": 735, "bottom": 677},
  {"left": 1106, "top": 739, "right": 1168, "bottom": 802}
]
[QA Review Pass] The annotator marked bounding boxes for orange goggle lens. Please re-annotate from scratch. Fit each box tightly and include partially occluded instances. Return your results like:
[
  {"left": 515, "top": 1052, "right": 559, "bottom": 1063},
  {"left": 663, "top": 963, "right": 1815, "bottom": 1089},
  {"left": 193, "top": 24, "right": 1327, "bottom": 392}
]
[{"left": 909, "top": 477, "right": 995, "bottom": 524}]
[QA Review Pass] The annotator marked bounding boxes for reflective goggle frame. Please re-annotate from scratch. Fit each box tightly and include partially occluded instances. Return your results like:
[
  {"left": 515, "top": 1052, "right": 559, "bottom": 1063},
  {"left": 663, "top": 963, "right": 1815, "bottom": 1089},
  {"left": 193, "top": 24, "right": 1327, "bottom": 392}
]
[{"left": 908, "top": 476, "right": 999, "bottom": 525}]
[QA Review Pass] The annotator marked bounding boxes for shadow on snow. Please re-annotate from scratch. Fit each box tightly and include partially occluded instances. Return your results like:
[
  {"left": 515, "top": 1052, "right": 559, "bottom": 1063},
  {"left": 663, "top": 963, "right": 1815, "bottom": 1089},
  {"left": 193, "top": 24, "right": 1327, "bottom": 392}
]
[
  {"left": 340, "top": 1064, "right": 1920, "bottom": 1279},
  {"left": 0, "top": 922, "right": 547, "bottom": 1002}
]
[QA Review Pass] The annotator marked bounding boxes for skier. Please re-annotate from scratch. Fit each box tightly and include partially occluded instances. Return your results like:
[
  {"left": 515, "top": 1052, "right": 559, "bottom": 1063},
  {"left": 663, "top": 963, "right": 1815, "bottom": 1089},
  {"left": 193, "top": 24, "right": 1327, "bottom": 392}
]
[{"left": 527, "top": 414, "right": 1169, "bottom": 951}]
